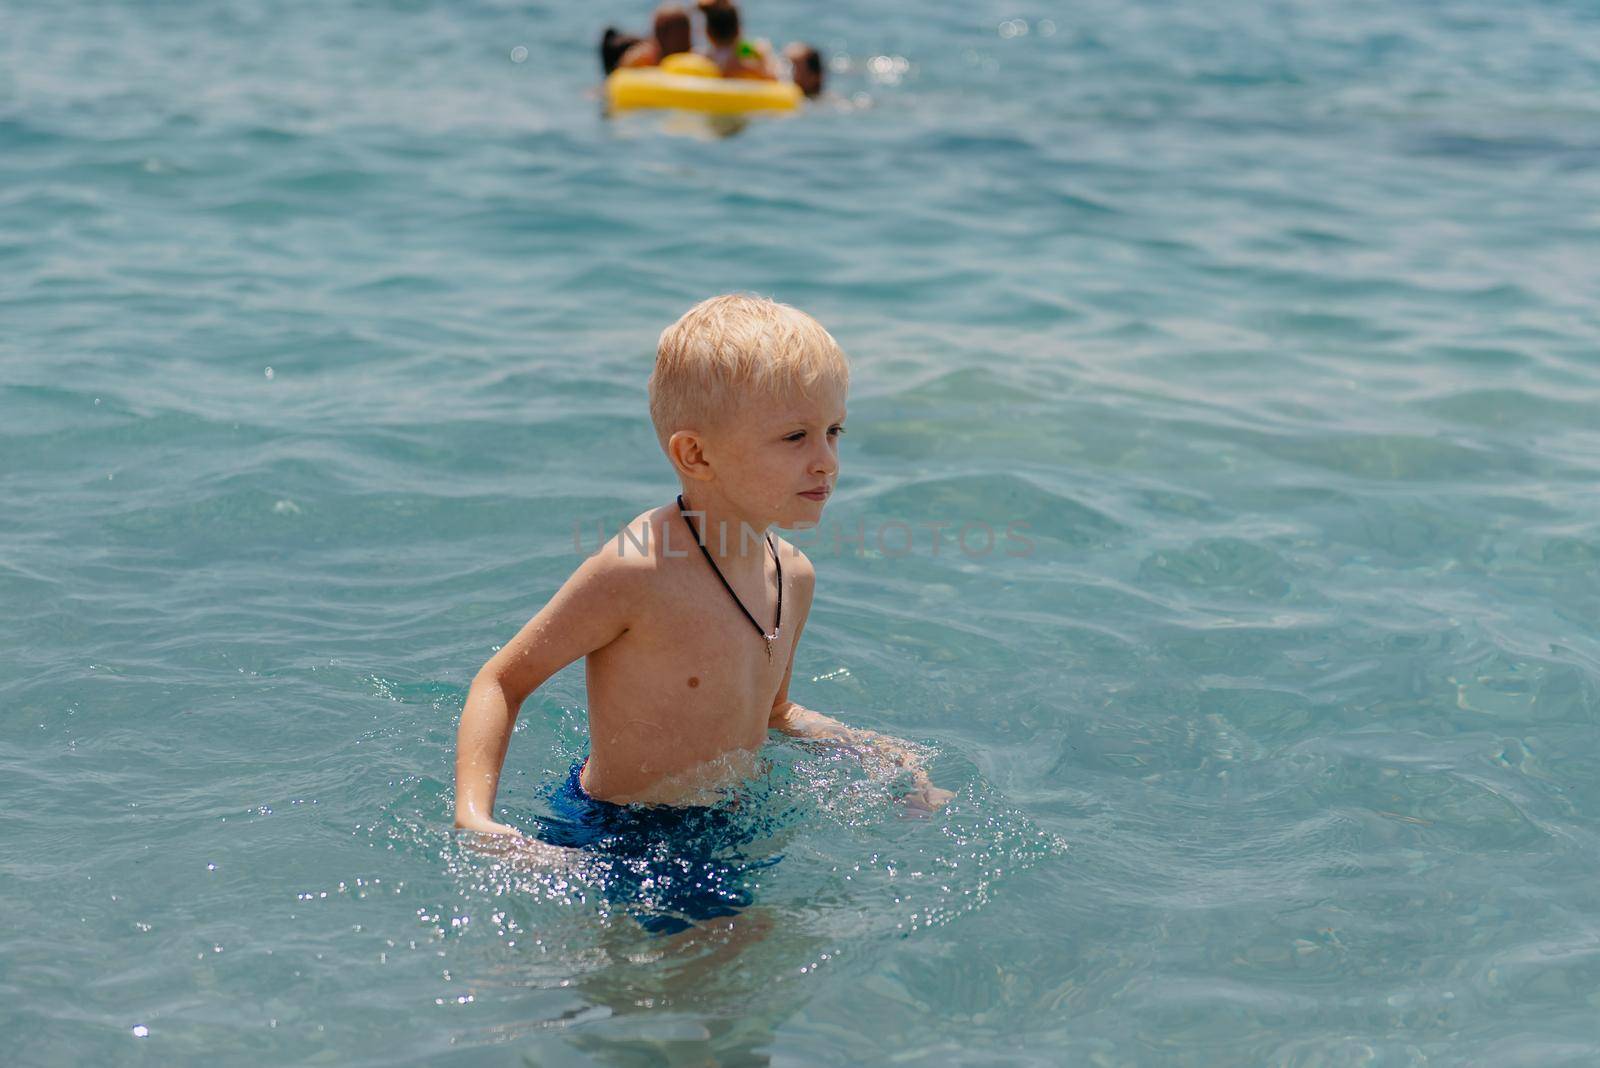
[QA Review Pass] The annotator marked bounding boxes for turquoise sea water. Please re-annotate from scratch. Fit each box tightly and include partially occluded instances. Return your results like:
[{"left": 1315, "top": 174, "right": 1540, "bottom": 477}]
[{"left": 5, "top": 0, "right": 1600, "bottom": 1063}]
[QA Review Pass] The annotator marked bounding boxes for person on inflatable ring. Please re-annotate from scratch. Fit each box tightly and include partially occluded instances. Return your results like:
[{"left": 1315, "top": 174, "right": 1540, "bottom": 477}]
[
  {"left": 697, "top": 2, "right": 826, "bottom": 98},
  {"left": 600, "top": 5, "right": 692, "bottom": 75},
  {"left": 600, "top": 2, "right": 826, "bottom": 100},
  {"left": 696, "top": 1, "right": 776, "bottom": 80}
]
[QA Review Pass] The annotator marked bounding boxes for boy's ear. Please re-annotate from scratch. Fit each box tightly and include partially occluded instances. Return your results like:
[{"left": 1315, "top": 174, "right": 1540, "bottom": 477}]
[{"left": 667, "top": 430, "right": 714, "bottom": 482}]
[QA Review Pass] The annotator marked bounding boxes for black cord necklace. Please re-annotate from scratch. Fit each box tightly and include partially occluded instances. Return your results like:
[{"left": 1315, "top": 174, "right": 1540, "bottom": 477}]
[{"left": 677, "top": 494, "right": 782, "bottom": 659}]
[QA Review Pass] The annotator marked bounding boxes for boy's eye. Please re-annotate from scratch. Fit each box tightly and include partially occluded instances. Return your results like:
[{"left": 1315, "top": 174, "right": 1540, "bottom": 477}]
[{"left": 784, "top": 426, "right": 845, "bottom": 442}]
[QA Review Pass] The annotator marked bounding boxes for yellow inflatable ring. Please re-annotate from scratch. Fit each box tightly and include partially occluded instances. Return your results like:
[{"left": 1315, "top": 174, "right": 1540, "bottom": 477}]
[
  {"left": 606, "top": 54, "right": 802, "bottom": 115},
  {"left": 660, "top": 53, "right": 721, "bottom": 77}
]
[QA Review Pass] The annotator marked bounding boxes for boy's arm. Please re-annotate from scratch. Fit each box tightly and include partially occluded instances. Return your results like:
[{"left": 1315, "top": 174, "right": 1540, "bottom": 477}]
[
  {"left": 766, "top": 552, "right": 955, "bottom": 813},
  {"left": 454, "top": 550, "right": 633, "bottom": 836}
]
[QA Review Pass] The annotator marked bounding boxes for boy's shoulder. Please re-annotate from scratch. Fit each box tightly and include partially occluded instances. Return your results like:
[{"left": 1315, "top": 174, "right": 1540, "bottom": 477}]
[
  {"left": 589, "top": 506, "right": 676, "bottom": 571},
  {"left": 554, "top": 508, "right": 673, "bottom": 622},
  {"left": 773, "top": 535, "right": 817, "bottom": 611},
  {"left": 774, "top": 535, "right": 816, "bottom": 583}
]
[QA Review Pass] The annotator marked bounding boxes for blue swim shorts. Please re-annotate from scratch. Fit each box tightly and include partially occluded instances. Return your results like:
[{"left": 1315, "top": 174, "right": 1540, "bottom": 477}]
[{"left": 530, "top": 760, "right": 779, "bottom": 935}]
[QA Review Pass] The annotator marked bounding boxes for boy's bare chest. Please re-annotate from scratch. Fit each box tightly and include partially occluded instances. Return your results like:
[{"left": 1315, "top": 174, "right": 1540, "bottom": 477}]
[
  {"left": 584, "top": 573, "right": 794, "bottom": 756},
  {"left": 625, "top": 594, "right": 787, "bottom": 699}
]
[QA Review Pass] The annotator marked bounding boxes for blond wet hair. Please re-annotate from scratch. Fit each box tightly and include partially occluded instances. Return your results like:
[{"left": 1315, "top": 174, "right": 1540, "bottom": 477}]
[{"left": 648, "top": 294, "right": 849, "bottom": 449}]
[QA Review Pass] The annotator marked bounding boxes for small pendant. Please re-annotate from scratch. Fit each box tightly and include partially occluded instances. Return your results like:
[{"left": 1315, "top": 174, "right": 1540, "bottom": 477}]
[{"left": 764, "top": 636, "right": 774, "bottom": 661}]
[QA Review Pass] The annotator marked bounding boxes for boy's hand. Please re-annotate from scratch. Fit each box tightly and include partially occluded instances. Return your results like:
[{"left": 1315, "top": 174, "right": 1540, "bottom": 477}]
[
  {"left": 772, "top": 703, "right": 957, "bottom": 814},
  {"left": 458, "top": 823, "right": 583, "bottom": 868},
  {"left": 902, "top": 771, "right": 956, "bottom": 816},
  {"left": 874, "top": 739, "right": 956, "bottom": 813}
]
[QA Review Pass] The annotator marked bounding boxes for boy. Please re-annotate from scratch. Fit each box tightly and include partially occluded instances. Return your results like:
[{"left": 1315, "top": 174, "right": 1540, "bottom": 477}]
[{"left": 453, "top": 295, "right": 952, "bottom": 848}]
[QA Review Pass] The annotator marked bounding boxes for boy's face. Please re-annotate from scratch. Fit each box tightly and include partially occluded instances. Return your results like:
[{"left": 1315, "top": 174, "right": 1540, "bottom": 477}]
[{"left": 702, "top": 376, "right": 846, "bottom": 533}]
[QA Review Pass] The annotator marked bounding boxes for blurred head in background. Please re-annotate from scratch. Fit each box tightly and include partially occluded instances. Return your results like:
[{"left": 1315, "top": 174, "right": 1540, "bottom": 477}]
[
  {"left": 701, "top": 1, "right": 741, "bottom": 48},
  {"left": 784, "top": 43, "right": 824, "bottom": 97},
  {"left": 652, "top": 4, "right": 693, "bottom": 57}
]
